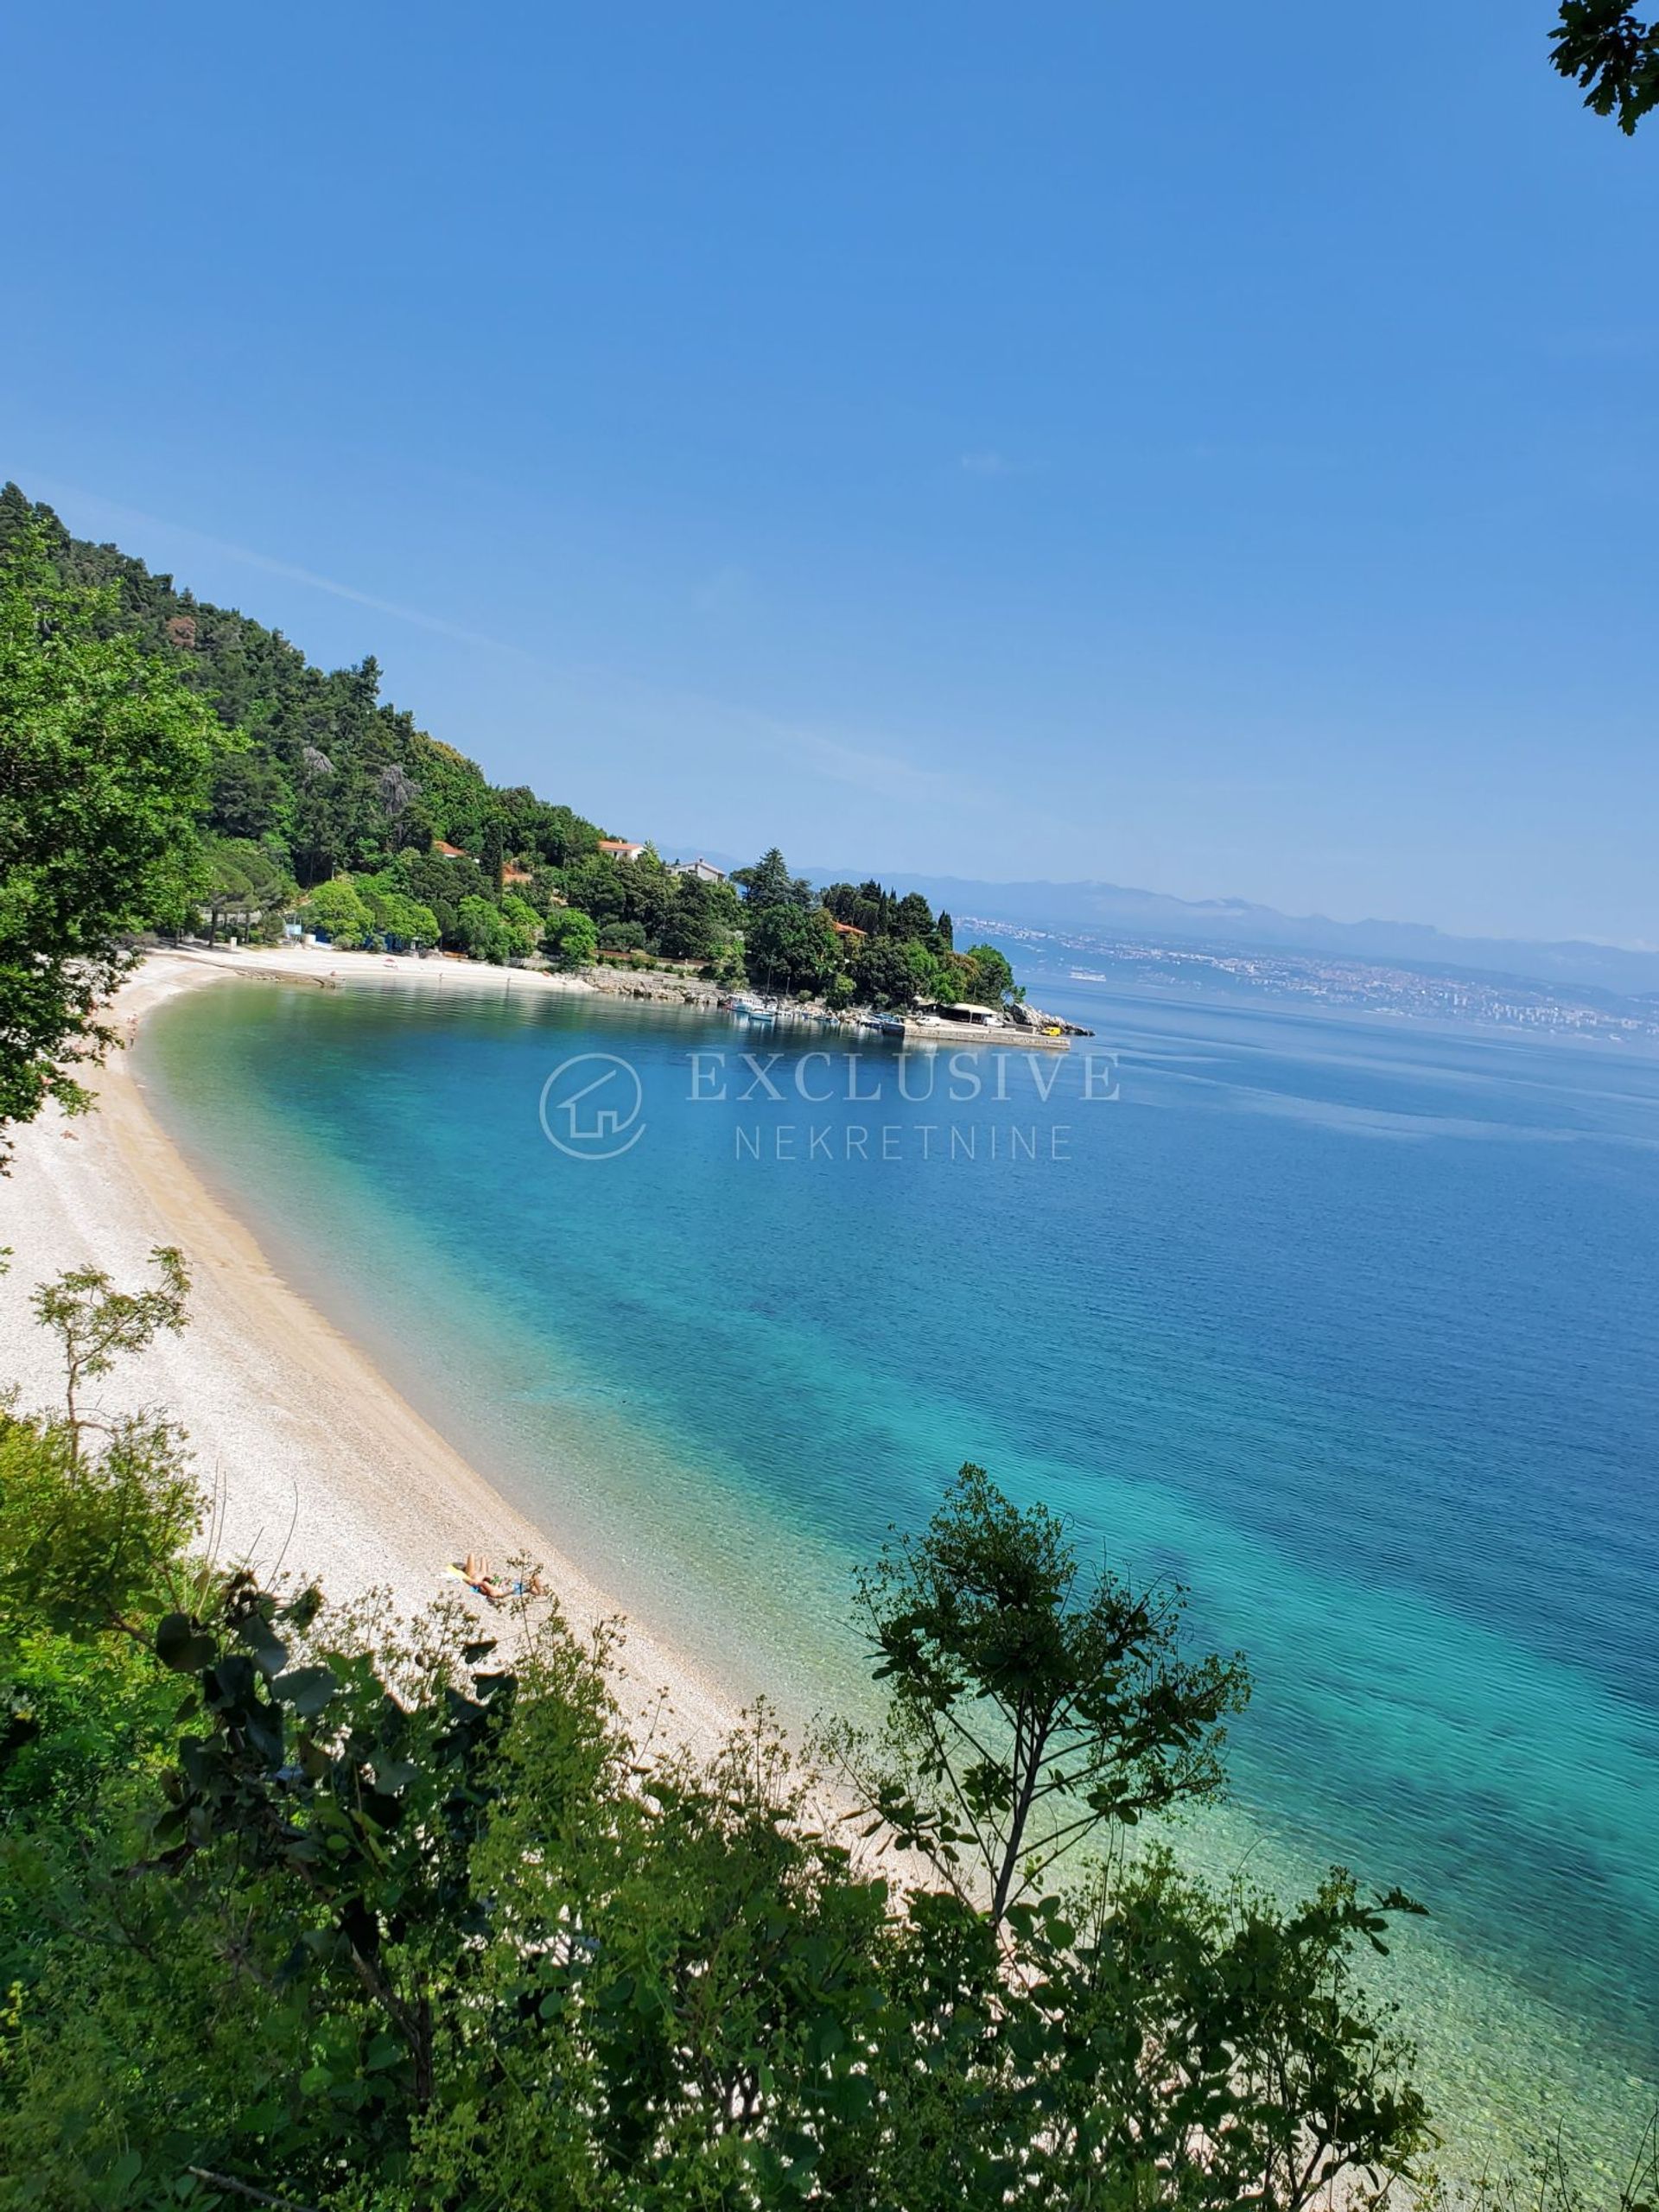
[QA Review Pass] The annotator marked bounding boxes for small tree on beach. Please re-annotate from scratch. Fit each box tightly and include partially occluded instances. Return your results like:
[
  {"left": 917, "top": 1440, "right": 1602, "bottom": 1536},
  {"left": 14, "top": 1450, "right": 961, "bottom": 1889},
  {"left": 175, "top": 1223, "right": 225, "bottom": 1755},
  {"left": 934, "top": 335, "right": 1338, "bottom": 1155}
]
[
  {"left": 2, "top": 1247, "right": 199, "bottom": 1651},
  {"left": 825, "top": 1464, "right": 1250, "bottom": 1927},
  {"left": 29, "top": 1245, "right": 189, "bottom": 1465}
]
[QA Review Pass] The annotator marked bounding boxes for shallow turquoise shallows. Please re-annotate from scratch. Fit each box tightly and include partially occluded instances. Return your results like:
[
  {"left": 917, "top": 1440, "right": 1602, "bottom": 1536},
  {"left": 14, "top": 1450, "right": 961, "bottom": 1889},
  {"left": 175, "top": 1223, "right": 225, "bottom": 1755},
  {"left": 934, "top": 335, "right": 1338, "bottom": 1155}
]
[{"left": 142, "top": 974, "right": 1659, "bottom": 2171}]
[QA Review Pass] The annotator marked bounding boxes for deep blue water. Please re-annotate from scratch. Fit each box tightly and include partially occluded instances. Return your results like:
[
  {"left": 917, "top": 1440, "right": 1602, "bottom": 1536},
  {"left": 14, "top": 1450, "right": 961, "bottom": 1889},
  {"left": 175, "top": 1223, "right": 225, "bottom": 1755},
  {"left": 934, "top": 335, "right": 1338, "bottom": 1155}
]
[{"left": 143, "top": 974, "right": 1659, "bottom": 2161}]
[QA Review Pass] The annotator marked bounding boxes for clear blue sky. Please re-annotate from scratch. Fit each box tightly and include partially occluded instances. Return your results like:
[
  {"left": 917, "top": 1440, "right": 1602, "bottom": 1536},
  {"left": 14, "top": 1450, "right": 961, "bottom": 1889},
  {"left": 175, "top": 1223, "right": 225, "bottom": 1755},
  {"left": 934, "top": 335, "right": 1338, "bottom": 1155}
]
[{"left": 4, "top": 3, "right": 1655, "bottom": 944}]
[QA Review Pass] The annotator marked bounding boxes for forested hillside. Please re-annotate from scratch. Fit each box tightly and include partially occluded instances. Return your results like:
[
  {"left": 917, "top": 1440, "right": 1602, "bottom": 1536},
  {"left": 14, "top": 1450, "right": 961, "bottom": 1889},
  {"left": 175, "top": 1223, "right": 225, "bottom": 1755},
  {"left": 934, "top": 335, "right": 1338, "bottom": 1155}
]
[
  {"left": 0, "top": 482, "right": 597, "bottom": 884},
  {"left": 0, "top": 483, "right": 1016, "bottom": 1007}
]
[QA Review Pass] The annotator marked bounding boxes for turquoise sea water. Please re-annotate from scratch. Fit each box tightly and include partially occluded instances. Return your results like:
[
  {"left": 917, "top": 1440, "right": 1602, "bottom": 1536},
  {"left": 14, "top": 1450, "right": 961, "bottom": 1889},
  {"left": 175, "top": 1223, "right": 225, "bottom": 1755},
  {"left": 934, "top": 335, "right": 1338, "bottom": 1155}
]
[{"left": 141, "top": 974, "right": 1659, "bottom": 2174}]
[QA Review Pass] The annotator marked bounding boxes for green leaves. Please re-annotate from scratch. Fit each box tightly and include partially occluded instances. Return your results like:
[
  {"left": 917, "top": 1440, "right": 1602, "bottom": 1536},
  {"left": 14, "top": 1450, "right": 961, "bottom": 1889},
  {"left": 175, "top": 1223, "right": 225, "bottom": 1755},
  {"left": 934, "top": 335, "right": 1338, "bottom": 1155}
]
[
  {"left": 198, "top": 835, "right": 296, "bottom": 944},
  {"left": 0, "top": 1255, "right": 202, "bottom": 1646},
  {"left": 541, "top": 904, "right": 599, "bottom": 969},
  {"left": 1551, "top": 4, "right": 1659, "bottom": 132},
  {"left": 156, "top": 1614, "right": 217, "bottom": 1675},
  {"left": 743, "top": 900, "right": 843, "bottom": 997},
  {"left": 297, "top": 874, "right": 373, "bottom": 947},
  {"left": 270, "top": 1667, "right": 338, "bottom": 1722},
  {"left": 0, "top": 522, "right": 226, "bottom": 1154},
  {"left": 842, "top": 1463, "right": 1250, "bottom": 1928}
]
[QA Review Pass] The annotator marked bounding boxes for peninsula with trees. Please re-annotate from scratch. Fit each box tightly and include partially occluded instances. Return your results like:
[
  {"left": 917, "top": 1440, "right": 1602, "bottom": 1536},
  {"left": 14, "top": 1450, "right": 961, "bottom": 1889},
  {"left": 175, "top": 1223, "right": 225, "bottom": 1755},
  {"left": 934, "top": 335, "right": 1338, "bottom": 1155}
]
[{"left": 0, "top": 483, "right": 1019, "bottom": 1031}]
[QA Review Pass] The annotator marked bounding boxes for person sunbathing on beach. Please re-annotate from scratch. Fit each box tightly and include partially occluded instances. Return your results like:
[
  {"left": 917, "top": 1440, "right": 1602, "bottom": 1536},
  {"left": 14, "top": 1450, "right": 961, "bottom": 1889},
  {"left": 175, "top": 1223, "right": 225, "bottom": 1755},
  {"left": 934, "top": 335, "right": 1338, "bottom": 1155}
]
[
  {"left": 459, "top": 1554, "right": 545, "bottom": 1605},
  {"left": 459, "top": 1552, "right": 506, "bottom": 1602}
]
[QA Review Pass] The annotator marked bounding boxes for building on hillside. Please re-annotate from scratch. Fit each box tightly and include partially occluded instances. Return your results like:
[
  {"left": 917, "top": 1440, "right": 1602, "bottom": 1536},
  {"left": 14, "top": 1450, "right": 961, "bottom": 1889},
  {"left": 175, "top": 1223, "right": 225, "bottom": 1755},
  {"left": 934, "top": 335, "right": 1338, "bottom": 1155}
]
[
  {"left": 502, "top": 862, "right": 535, "bottom": 885},
  {"left": 599, "top": 838, "right": 647, "bottom": 862},
  {"left": 434, "top": 839, "right": 474, "bottom": 861},
  {"left": 667, "top": 855, "right": 728, "bottom": 883},
  {"left": 830, "top": 918, "right": 866, "bottom": 941}
]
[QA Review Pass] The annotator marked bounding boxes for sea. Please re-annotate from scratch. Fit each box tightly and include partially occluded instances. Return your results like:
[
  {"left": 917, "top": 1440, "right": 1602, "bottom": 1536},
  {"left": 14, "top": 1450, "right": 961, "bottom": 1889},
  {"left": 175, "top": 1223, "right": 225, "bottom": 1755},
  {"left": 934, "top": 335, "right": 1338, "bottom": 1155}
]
[{"left": 139, "top": 965, "right": 1659, "bottom": 2178}]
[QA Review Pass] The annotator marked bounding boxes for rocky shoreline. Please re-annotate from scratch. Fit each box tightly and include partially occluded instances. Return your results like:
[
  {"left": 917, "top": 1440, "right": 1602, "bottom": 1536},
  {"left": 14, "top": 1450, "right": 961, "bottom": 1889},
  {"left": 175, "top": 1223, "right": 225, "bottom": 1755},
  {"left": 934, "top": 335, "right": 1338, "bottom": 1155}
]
[{"left": 578, "top": 962, "right": 726, "bottom": 1008}]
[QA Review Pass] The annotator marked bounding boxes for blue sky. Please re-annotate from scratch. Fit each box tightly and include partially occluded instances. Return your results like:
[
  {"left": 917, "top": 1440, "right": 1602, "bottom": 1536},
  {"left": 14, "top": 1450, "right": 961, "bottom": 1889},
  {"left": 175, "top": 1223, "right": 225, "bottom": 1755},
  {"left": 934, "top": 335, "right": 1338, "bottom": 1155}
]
[{"left": 5, "top": 3, "right": 1656, "bottom": 944}]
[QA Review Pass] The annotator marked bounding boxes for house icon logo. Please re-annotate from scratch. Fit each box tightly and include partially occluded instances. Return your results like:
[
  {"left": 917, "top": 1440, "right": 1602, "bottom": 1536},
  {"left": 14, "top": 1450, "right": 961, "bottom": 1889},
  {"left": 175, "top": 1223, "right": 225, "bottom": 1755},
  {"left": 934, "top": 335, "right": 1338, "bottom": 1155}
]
[{"left": 538, "top": 1053, "right": 646, "bottom": 1161}]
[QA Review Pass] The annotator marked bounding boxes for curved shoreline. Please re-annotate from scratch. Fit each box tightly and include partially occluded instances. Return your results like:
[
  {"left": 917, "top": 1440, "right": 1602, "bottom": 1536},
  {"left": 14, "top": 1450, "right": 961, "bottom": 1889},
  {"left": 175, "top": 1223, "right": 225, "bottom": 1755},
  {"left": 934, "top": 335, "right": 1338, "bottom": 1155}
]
[
  {"left": 0, "top": 948, "right": 735, "bottom": 1757},
  {"left": 6, "top": 950, "right": 1655, "bottom": 2181}
]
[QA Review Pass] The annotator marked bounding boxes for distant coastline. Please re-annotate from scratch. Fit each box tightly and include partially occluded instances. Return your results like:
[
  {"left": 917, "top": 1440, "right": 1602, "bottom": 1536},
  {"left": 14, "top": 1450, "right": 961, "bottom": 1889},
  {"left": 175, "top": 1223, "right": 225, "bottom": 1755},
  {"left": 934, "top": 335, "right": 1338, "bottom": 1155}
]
[{"left": 978, "top": 928, "right": 1659, "bottom": 1051}]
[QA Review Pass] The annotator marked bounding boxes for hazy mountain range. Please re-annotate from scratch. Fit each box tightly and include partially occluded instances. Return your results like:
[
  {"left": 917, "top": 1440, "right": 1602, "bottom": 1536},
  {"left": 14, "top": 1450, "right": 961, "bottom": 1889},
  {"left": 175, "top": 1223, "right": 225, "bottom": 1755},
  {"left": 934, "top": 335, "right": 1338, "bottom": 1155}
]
[
  {"left": 661, "top": 844, "right": 1659, "bottom": 999},
  {"left": 898, "top": 877, "right": 1659, "bottom": 997}
]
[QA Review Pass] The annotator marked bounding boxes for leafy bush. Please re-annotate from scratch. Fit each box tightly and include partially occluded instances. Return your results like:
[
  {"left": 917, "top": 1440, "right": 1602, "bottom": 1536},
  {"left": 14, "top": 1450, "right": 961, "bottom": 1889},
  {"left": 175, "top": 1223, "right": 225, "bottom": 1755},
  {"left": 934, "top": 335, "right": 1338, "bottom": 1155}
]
[
  {"left": 302, "top": 876, "right": 375, "bottom": 948},
  {"left": 455, "top": 894, "right": 517, "bottom": 965},
  {"left": 541, "top": 908, "right": 598, "bottom": 968}
]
